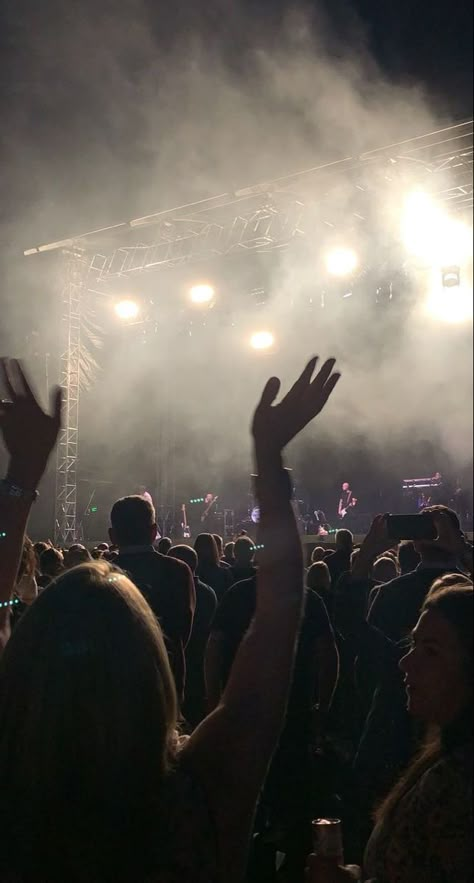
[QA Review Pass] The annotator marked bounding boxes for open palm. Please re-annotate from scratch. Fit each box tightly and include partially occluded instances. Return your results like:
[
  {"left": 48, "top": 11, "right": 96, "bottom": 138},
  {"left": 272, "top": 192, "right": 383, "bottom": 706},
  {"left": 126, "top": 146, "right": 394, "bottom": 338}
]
[
  {"left": 253, "top": 356, "right": 340, "bottom": 455},
  {"left": 0, "top": 359, "right": 62, "bottom": 486}
]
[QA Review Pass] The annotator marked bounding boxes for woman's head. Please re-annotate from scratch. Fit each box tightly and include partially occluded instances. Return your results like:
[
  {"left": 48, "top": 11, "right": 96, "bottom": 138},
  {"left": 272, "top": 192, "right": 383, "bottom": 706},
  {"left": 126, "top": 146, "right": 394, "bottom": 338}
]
[
  {"left": 373, "top": 555, "right": 399, "bottom": 584},
  {"left": 0, "top": 561, "right": 177, "bottom": 874},
  {"left": 311, "top": 546, "right": 325, "bottom": 564},
  {"left": 64, "top": 544, "right": 92, "bottom": 569},
  {"left": 306, "top": 562, "right": 331, "bottom": 594},
  {"left": 194, "top": 533, "right": 219, "bottom": 568},
  {"left": 39, "top": 546, "right": 64, "bottom": 578},
  {"left": 213, "top": 534, "right": 224, "bottom": 557},
  {"left": 400, "top": 584, "right": 473, "bottom": 728}
]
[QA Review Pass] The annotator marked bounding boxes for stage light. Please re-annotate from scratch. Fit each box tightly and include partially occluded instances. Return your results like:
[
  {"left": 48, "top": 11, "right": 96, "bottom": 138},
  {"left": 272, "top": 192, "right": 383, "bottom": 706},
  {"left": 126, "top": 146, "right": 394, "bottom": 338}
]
[
  {"left": 442, "top": 266, "right": 461, "bottom": 289},
  {"left": 250, "top": 331, "right": 275, "bottom": 351},
  {"left": 114, "top": 299, "right": 140, "bottom": 321},
  {"left": 189, "top": 284, "right": 215, "bottom": 305},
  {"left": 325, "top": 247, "right": 358, "bottom": 278},
  {"left": 425, "top": 273, "right": 473, "bottom": 324},
  {"left": 402, "top": 191, "right": 472, "bottom": 266}
]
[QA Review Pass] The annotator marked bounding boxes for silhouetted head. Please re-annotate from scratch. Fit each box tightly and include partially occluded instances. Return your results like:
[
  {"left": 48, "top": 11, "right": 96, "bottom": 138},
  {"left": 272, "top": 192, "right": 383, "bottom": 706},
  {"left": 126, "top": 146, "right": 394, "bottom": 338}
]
[
  {"left": 169, "top": 545, "right": 198, "bottom": 575},
  {"left": 400, "top": 584, "right": 473, "bottom": 728},
  {"left": 157, "top": 538, "right": 172, "bottom": 556},
  {"left": 335, "top": 529, "right": 353, "bottom": 553},
  {"left": 373, "top": 556, "right": 399, "bottom": 584},
  {"left": 234, "top": 536, "right": 255, "bottom": 566},
  {"left": 109, "top": 496, "right": 157, "bottom": 549},
  {"left": 39, "top": 547, "right": 64, "bottom": 579},
  {"left": 213, "top": 535, "right": 224, "bottom": 557},
  {"left": 311, "top": 547, "right": 326, "bottom": 564},
  {"left": 0, "top": 561, "right": 177, "bottom": 877},
  {"left": 194, "top": 533, "right": 219, "bottom": 568},
  {"left": 307, "top": 561, "right": 331, "bottom": 594}
]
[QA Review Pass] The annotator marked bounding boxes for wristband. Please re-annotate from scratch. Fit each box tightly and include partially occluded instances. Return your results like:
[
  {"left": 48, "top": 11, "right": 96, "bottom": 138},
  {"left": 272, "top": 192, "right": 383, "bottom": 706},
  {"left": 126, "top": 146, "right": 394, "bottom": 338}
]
[{"left": 0, "top": 479, "right": 39, "bottom": 503}]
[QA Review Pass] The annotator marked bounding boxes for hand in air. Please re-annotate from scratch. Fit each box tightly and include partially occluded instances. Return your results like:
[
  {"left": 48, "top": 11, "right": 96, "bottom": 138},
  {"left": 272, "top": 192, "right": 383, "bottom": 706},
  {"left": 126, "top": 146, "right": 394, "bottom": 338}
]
[
  {"left": 252, "top": 356, "right": 340, "bottom": 458},
  {"left": 0, "top": 358, "right": 62, "bottom": 487},
  {"left": 359, "top": 514, "right": 394, "bottom": 560},
  {"left": 431, "top": 510, "right": 466, "bottom": 556}
]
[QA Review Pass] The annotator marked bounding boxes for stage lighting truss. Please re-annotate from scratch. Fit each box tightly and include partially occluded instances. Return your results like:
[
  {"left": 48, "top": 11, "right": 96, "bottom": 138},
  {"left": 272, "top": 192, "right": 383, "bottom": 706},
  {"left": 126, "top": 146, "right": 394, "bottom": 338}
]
[
  {"left": 87, "top": 202, "right": 306, "bottom": 282},
  {"left": 23, "top": 120, "right": 473, "bottom": 546}
]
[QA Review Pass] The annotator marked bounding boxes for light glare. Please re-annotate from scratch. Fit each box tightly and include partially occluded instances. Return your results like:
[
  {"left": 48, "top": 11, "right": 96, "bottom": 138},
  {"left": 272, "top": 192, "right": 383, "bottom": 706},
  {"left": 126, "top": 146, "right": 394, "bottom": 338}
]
[
  {"left": 250, "top": 331, "right": 275, "bottom": 351},
  {"left": 189, "top": 284, "right": 215, "bottom": 305},
  {"left": 326, "top": 248, "right": 359, "bottom": 277},
  {"left": 402, "top": 191, "right": 472, "bottom": 266},
  {"left": 114, "top": 299, "right": 140, "bottom": 321},
  {"left": 425, "top": 272, "right": 473, "bottom": 324}
]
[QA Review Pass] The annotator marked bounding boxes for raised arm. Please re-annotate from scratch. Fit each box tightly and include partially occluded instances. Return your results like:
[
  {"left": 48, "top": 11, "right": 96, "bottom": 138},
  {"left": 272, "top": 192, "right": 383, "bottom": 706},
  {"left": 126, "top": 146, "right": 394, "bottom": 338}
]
[
  {"left": 183, "top": 356, "right": 340, "bottom": 882},
  {"left": 0, "top": 359, "right": 61, "bottom": 651}
]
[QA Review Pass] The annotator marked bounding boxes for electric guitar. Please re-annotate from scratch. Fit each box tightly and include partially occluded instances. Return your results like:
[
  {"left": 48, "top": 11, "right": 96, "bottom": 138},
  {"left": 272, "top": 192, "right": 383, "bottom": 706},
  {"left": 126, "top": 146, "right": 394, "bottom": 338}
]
[
  {"left": 201, "top": 495, "right": 219, "bottom": 523},
  {"left": 339, "top": 498, "right": 358, "bottom": 519},
  {"left": 181, "top": 504, "right": 191, "bottom": 538}
]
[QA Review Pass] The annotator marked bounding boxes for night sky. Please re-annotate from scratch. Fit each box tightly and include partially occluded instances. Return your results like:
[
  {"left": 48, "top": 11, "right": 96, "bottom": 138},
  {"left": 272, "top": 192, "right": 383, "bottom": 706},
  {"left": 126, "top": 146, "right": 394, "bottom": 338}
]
[
  {"left": 0, "top": 0, "right": 472, "bottom": 333},
  {"left": 0, "top": 0, "right": 471, "bottom": 243}
]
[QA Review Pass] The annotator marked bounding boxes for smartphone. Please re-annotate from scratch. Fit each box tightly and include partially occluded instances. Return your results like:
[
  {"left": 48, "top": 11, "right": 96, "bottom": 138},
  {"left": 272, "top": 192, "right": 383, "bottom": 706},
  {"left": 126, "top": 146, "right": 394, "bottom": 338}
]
[{"left": 386, "top": 513, "right": 437, "bottom": 541}]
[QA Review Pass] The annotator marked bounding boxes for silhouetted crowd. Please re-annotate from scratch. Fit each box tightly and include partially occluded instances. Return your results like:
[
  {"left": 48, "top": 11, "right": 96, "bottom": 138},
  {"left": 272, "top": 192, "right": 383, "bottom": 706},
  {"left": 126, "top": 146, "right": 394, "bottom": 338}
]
[{"left": 0, "top": 356, "right": 472, "bottom": 883}]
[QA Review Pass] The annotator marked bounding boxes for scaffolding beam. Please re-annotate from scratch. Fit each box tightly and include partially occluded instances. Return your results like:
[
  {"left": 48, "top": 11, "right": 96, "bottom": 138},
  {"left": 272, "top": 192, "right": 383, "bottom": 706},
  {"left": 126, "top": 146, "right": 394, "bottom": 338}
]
[{"left": 54, "top": 251, "right": 84, "bottom": 546}]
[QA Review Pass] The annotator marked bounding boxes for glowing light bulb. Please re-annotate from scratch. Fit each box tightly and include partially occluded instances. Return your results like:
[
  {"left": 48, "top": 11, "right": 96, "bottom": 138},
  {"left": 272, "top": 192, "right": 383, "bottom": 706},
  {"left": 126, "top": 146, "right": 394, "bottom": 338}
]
[
  {"left": 114, "top": 299, "right": 140, "bottom": 321},
  {"left": 250, "top": 331, "right": 275, "bottom": 351},
  {"left": 325, "top": 248, "right": 359, "bottom": 278}
]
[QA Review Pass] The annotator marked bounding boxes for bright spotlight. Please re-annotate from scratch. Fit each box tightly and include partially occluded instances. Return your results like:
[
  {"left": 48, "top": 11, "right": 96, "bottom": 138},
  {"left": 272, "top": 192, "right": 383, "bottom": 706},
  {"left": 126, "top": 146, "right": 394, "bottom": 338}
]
[
  {"left": 425, "top": 271, "right": 473, "bottom": 324},
  {"left": 250, "top": 331, "right": 275, "bottom": 351},
  {"left": 402, "top": 191, "right": 472, "bottom": 266},
  {"left": 114, "top": 299, "right": 140, "bottom": 321},
  {"left": 189, "top": 284, "right": 215, "bottom": 305},
  {"left": 325, "top": 247, "right": 359, "bottom": 278}
]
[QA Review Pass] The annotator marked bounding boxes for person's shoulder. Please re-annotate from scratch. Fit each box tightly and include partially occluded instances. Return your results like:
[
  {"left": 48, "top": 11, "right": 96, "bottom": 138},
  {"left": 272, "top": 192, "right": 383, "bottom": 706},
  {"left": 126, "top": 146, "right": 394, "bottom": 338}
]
[
  {"left": 373, "top": 570, "right": 420, "bottom": 600},
  {"left": 222, "top": 575, "right": 256, "bottom": 603},
  {"left": 196, "top": 579, "right": 218, "bottom": 604},
  {"left": 154, "top": 549, "right": 190, "bottom": 575},
  {"left": 213, "top": 576, "right": 256, "bottom": 621}
]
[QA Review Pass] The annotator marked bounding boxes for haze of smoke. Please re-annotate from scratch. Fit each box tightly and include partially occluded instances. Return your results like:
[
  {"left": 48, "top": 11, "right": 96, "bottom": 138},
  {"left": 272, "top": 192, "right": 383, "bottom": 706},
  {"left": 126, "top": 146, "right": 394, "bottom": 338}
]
[{"left": 1, "top": 0, "right": 471, "bottom": 507}]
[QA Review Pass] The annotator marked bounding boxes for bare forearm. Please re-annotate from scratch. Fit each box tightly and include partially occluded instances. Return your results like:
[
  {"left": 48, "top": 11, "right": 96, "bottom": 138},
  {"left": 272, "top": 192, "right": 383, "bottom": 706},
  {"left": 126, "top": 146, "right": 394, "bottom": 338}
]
[
  {"left": 0, "top": 496, "right": 32, "bottom": 604},
  {"left": 221, "top": 463, "right": 304, "bottom": 740}
]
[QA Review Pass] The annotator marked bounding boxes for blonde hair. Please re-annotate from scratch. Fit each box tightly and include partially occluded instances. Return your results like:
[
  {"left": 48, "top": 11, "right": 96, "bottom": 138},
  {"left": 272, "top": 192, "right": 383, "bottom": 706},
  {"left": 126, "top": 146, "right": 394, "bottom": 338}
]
[
  {"left": 0, "top": 561, "right": 177, "bottom": 878},
  {"left": 307, "top": 561, "right": 331, "bottom": 593}
]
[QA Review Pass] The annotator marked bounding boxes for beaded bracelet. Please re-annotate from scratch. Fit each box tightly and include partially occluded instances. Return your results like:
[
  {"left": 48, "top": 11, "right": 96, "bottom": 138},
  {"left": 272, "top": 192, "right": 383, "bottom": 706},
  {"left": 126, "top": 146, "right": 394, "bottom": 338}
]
[{"left": 0, "top": 598, "right": 20, "bottom": 609}]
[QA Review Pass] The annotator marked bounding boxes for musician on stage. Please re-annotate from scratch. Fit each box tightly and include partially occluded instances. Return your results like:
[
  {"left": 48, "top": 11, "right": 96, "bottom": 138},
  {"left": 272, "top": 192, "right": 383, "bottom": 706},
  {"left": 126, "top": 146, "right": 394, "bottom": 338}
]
[
  {"left": 201, "top": 492, "right": 219, "bottom": 533},
  {"left": 338, "top": 481, "right": 358, "bottom": 520}
]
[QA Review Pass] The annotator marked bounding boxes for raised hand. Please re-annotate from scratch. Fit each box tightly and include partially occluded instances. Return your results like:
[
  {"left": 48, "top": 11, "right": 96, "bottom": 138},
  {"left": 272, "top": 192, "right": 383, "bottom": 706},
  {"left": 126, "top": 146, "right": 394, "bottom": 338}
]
[
  {"left": 0, "top": 358, "right": 62, "bottom": 489},
  {"left": 252, "top": 356, "right": 340, "bottom": 459}
]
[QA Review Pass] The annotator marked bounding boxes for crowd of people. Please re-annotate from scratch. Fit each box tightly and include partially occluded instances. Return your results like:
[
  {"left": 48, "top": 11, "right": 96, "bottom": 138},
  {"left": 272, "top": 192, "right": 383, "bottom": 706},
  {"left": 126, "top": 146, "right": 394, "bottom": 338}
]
[{"left": 0, "top": 355, "right": 472, "bottom": 882}]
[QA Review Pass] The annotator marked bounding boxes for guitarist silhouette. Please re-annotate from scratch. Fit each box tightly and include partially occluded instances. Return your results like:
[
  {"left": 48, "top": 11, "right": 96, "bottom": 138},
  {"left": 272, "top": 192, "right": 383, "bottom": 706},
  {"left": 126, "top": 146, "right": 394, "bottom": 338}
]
[{"left": 338, "top": 482, "right": 358, "bottom": 520}]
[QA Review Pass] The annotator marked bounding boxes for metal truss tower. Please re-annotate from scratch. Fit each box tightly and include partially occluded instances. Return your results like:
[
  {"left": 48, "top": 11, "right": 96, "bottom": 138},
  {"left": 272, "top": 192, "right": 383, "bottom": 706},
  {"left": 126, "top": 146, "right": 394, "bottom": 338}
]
[{"left": 54, "top": 251, "right": 84, "bottom": 546}]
